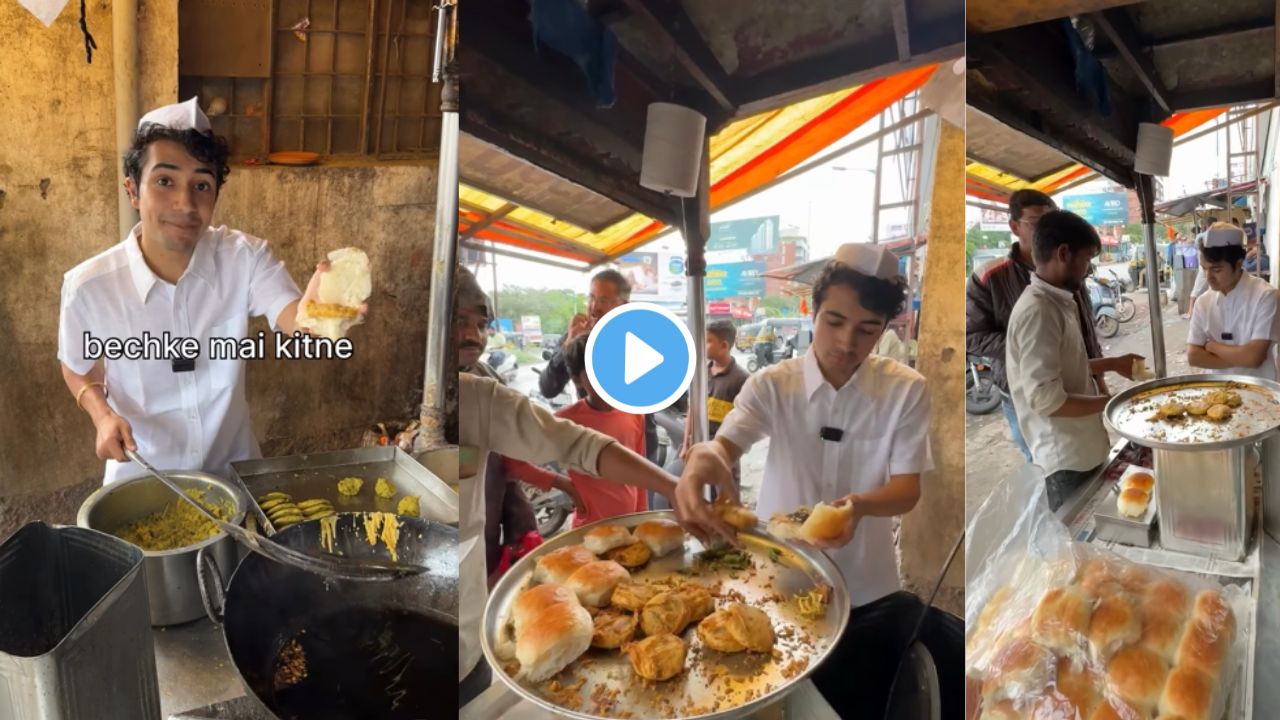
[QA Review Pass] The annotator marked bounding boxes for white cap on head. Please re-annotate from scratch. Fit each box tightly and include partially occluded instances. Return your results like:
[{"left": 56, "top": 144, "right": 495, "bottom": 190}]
[
  {"left": 137, "top": 97, "right": 211, "bottom": 134},
  {"left": 832, "top": 243, "right": 903, "bottom": 281},
  {"left": 1199, "top": 222, "right": 1245, "bottom": 249}
]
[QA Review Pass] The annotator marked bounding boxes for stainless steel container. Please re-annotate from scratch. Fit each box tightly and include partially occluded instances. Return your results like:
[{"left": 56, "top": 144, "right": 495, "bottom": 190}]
[
  {"left": 1105, "top": 374, "right": 1280, "bottom": 561},
  {"left": 77, "top": 471, "right": 247, "bottom": 626},
  {"left": 1151, "top": 446, "right": 1250, "bottom": 559},
  {"left": 0, "top": 522, "right": 160, "bottom": 719}
]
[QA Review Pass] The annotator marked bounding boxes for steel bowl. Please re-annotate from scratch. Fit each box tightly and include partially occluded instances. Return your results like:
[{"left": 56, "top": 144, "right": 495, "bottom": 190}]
[{"left": 77, "top": 471, "right": 247, "bottom": 626}]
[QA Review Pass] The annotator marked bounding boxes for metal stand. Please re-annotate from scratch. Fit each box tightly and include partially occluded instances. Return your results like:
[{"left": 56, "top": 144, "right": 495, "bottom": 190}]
[{"left": 417, "top": 0, "right": 459, "bottom": 451}]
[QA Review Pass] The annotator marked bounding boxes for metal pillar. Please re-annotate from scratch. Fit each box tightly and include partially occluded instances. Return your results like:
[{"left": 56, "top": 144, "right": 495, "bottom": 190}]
[
  {"left": 1138, "top": 174, "right": 1167, "bottom": 378},
  {"left": 685, "top": 136, "right": 712, "bottom": 449},
  {"left": 418, "top": 0, "right": 459, "bottom": 450}
]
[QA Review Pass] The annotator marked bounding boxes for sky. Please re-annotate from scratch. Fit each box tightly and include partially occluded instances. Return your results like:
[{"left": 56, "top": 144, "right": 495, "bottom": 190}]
[
  {"left": 965, "top": 111, "right": 1257, "bottom": 226},
  {"left": 472, "top": 112, "right": 917, "bottom": 295}
]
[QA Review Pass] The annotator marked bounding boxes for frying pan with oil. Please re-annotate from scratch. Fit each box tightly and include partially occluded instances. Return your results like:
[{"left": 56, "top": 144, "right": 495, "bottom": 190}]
[{"left": 199, "top": 513, "right": 457, "bottom": 719}]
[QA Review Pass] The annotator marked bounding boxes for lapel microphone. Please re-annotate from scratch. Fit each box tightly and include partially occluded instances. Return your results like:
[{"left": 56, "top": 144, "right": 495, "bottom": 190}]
[
  {"left": 820, "top": 427, "right": 844, "bottom": 442},
  {"left": 172, "top": 358, "right": 196, "bottom": 373}
]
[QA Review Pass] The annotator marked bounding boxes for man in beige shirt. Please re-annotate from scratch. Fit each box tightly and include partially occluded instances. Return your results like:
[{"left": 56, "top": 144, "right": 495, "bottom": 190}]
[
  {"left": 1006, "top": 211, "right": 1141, "bottom": 511},
  {"left": 455, "top": 280, "right": 732, "bottom": 707}
]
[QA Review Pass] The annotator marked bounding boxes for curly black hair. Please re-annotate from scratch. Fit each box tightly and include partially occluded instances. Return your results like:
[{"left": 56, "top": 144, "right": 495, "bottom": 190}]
[
  {"left": 812, "top": 261, "right": 908, "bottom": 321},
  {"left": 122, "top": 125, "right": 231, "bottom": 195}
]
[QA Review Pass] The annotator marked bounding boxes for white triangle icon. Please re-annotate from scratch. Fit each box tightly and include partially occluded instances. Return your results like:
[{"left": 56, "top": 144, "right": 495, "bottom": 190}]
[{"left": 624, "top": 332, "right": 664, "bottom": 385}]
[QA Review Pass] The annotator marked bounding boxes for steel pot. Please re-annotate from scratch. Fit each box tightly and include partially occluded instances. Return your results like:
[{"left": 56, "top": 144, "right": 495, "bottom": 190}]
[
  {"left": 77, "top": 471, "right": 247, "bottom": 626},
  {"left": 199, "top": 513, "right": 457, "bottom": 719}
]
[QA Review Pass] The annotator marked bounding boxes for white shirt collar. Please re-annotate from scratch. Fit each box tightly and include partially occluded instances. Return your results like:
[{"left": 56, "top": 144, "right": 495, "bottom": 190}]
[
  {"left": 1030, "top": 273, "right": 1076, "bottom": 303},
  {"left": 802, "top": 346, "right": 870, "bottom": 399},
  {"left": 123, "top": 223, "right": 217, "bottom": 302}
]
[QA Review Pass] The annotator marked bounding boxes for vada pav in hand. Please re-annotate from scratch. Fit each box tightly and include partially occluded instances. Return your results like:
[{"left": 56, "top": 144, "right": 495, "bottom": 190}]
[{"left": 767, "top": 500, "right": 858, "bottom": 548}]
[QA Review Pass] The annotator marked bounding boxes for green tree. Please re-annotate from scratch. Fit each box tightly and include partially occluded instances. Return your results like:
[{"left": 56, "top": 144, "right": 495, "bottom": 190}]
[
  {"left": 492, "top": 287, "right": 587, "bottom": 335},
  {"left": 758, "top": 295, "right": 800, "bottom": 318},
  {"left": 966, "top": 224, "right": 1012, "bottom": 272}
]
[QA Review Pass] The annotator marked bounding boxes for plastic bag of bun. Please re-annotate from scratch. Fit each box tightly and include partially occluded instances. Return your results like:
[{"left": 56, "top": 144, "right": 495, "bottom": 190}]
[{"left": 964, "top": 464, "right": 1249, "bottom": 720}]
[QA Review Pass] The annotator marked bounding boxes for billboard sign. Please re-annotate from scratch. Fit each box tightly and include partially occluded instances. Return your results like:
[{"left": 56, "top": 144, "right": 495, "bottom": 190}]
[
  {"left": 707, "top": 216, "right": 780, "bottom": 263},
  {"left": 979, "top": 208, "right": 1011, "bottom": 232},
  {"left": 1061, "top": 192, "right": 1129, "bottom": 226},
  {"left": 706, "top": 261, "right": 766, "bottom": 299},
  {"left": 616, "top": 252, "right": 660, "bottom": 295},
  {"left": 520, "top": 315, "right": 542, "bottom": 342}
]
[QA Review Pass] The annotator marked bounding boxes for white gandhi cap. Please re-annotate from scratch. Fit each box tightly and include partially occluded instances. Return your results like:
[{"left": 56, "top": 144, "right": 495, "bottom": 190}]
[
  {"left": 1199, "top": 223, "right": 1245, "bottom": 249},
  {"left": 137, "top": 97, "right": 211, "bottom": 134},
  {"left": 832, "top": 242, "right": 903, "bottom": 281}
]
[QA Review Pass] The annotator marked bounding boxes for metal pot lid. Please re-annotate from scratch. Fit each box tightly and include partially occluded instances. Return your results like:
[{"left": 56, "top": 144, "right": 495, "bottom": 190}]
[{"left": 1104, "top": 373, "right": 1280, "bottom": 451}]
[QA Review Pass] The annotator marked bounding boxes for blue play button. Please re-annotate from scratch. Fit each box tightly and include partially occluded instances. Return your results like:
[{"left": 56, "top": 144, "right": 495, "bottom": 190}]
[{"left": 585, "top": 303, "right": 695, "bottom": 414}]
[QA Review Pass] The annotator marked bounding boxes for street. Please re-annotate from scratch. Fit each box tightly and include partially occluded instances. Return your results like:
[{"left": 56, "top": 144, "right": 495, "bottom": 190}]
[{"left": 965, "top": 285, "right": 1193, "bottom": 522}]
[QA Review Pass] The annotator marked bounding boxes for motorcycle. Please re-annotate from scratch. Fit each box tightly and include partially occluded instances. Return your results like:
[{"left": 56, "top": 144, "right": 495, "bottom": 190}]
[
  {"left": 966, "top": 355, "right": 1002, "bottom": 415},
  {"left": 1095, "top": 271, "right": 1136, "bottom": 322},
  {"left": 482, "top": 348, "right": 518, "bottom": 384},
  {"left": 522, "top": 481, "right": 573, "bottom": 538},
  {"left": 529, "top": 365, "right": 572, "bottom": 411},
  {"left": 1087, "top": 278, "right": 1123, "bottom": 338}
]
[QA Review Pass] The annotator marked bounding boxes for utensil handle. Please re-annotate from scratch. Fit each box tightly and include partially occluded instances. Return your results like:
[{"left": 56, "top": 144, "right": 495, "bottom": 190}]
[
  {"left": 125, "top": 449, "right": 225, "bottom": 527},
  {"left": 196, "top": 546, "right": 227, "bottom": 625}
]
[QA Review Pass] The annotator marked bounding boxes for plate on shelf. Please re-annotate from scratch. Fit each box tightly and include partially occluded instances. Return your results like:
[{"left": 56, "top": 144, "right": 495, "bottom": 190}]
[{"left": 267, "top": 151, "right": 320, "bottom": 166}]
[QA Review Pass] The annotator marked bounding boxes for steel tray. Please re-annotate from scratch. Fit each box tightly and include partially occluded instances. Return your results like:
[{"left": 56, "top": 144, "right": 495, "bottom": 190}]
[
  {"left": 1104, "top": 374, "right": 1280, "bottom": 451},
  {"left": 480, "top": 511, "right": 851, "bottom": 720},
  {"left": 230, "top": 446, "right": 458, "bottom": 534}
]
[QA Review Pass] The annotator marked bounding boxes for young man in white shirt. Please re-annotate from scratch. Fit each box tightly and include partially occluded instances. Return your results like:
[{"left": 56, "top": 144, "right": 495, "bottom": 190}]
[
  {"left": 1187, "top": 223, "right": 1280, "bottom": 379},
  {"left": 1006, "top": 211, "right": 1142, "bottom": 511},
  {"left": 58, "top": 98, "right": 358, "bottom": 484},
  {"left": 674, "top": 243, "right": 962, "bottom": 717}
]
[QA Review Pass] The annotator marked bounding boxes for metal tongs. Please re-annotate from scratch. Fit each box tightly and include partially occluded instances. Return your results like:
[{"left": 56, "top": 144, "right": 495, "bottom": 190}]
[{"left": 125, "top": 449, "right": 425, "bottom": 581}]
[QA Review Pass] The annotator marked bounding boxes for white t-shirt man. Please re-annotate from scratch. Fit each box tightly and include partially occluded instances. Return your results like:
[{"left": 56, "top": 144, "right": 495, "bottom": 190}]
[
  {"left": 58, "top": 223, "right": 301, "bottom": 484},
  {"left": 1006, "top": 275, "right": 1111, "bottom": 476},
  {"left": 1188, "top": 271, "right": 1280, "bottom": 380},
  {"left": 715, "top": 351, "right": 933, "bottom": 606}
]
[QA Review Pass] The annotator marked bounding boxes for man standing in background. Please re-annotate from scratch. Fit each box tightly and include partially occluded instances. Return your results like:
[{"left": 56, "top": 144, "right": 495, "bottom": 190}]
[
  {"left": 1006, "top": 211, "right": 1142, "bottom": 510},
  {"left": 966, "top": 189, "right": 1104, "bottom": 463},
  {"left": 539, "top": 269, "right": 662, "bottom": 464}
]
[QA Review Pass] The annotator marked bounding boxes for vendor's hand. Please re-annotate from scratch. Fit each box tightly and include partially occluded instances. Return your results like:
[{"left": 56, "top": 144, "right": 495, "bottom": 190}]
[
  {"left": 567, "top": 313, "right": 591, "bottom": 341},
  {"left": 94, "top": 412, "right": 136, "bottom": 462},
  {"left": 298, "top": 261, "right": 369, "bottom": 334},
  {"left": 672, "top": 444, "right": 740, "bottom": 547},
  {"left": 1110, "top": 353, "right": 1144, "bottom": 379},
  {"left": 552, "top": 476, "right": 587, "bottom": 516},
  {"left": 805, "top": 495, "right": 860, "bottom": 550}
]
